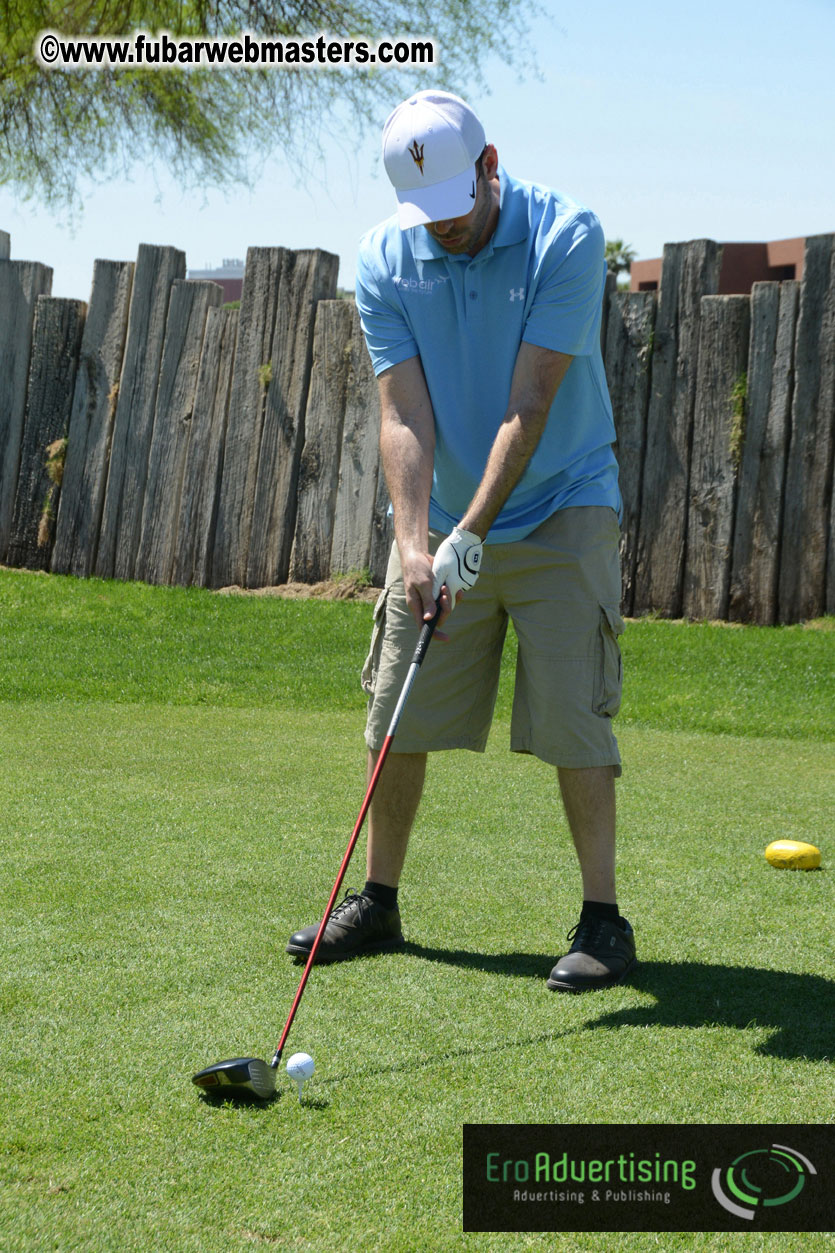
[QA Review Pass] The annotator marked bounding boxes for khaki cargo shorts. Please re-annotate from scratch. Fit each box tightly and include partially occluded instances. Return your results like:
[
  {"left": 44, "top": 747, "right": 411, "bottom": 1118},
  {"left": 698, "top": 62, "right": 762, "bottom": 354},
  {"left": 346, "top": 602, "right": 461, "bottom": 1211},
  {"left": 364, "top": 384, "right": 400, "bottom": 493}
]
[{"left": 362, "top": 506, "right": 624, "bottom": 774}]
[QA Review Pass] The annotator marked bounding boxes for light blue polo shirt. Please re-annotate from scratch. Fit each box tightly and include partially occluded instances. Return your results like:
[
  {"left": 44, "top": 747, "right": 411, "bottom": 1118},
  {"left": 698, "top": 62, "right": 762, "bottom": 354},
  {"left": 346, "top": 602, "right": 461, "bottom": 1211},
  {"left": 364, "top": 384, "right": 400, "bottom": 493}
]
[{"left": 355, "top": 167, "right": 620, "bottom": 543}]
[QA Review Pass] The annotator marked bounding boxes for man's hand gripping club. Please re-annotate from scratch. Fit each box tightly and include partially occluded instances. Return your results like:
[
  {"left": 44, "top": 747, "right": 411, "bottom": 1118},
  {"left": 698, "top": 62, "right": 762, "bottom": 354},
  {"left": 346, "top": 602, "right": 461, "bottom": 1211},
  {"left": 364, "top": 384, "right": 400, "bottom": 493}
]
[
  {"left": 400, "top": 527, "right": 483, "bottom": 642},
  {"left": 424, "top": 526, "right": 483, "bottom": 638},
  {"left": 432, "top": 526, "right": 483, "bottom": 604}
]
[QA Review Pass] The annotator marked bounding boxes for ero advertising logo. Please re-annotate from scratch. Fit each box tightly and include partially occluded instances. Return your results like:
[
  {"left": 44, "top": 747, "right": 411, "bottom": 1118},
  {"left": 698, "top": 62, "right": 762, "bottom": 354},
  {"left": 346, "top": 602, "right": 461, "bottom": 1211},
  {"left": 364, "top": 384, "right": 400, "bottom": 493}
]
[
  {"left": 463, "top": 1124, "right": 834, "bottom": 1233},
  {"left": 711, "top": 1143, "right": 816, "bottom": 1220}
]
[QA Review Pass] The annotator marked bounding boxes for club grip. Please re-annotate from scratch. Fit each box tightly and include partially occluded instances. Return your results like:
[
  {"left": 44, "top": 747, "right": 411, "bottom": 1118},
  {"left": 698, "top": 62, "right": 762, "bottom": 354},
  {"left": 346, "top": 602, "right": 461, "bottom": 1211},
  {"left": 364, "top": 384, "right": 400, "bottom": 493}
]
[{"left": 411, "top": 605, "right": 441, "bottom": 667}]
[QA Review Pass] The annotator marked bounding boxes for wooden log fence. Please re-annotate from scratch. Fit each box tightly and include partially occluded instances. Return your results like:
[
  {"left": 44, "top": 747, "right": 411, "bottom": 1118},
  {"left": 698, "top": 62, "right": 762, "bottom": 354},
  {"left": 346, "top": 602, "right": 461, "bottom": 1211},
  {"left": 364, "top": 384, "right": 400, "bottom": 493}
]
[
  {"left": 134, "top": 278, "right": 223, "bottom": 586},
  {"left": 52, "top": 260, "right": 135, "bottom": 578},
  {"left": 777, "top": 233, "right": 835, "bottom": 624},
  {"left": 289, "top": 299, "right": 353, "bottom": 584},
  {"left": 328, "top": 301, "right": 387, "bottom": 578},
  {"left": 171, "top": 305, "right": 239, "bottom": 588},
  {"left": 728, "top": 281, "right": 799, "bottom": 624},
  {"left": 0, "top": 259, "right": 53, "bottom": 559},
  {"left": 0, "top": 233, "right": 833, "bottom": 624},
  {"left": 604, "top": 289, "right": 656, "bottom": 615},
  {"left": 211, "top": 247, "right": 339, "bottom": 589},
  {"left": 95, "top": 245, "right": 187, "bottom": 582},
  {"left": 683, "top": 294, "right": 751, "bottom": 621},
  {"left": 7, "top": 297, "right": 86, "bottom": 571},
  {"left": 633, "top": 239, "right": 723, "bottom": 617}
]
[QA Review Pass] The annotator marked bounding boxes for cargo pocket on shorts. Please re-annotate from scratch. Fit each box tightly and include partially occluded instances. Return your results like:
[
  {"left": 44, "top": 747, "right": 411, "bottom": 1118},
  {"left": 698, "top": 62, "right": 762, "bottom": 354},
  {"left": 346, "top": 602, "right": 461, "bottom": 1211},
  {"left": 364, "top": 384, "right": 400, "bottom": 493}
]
[
  {"left": 361, "top": 587, "right": 388, "bottom": 696},
  {"left": 593, "top": 604, "right": 625, "bottom": 717}
]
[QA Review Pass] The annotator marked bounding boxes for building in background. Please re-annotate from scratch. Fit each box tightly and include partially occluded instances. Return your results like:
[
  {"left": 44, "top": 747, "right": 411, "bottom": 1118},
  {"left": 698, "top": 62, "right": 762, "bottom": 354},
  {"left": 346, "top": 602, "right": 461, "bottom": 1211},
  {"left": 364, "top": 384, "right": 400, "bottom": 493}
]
[
  {"left": 629, "top": 237, "right": 806, "bottom": 293},
  {"left": 186, "top": 258, "right": 245, "bottom": 302}
]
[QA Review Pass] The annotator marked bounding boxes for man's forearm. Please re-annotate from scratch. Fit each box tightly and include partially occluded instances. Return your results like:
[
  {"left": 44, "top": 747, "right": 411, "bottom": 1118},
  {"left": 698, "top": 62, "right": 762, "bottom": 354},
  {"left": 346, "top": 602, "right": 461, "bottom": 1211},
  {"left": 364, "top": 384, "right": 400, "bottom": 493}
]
[
  {"left": 460, "top": 344, "right": 573, "bottom": 540},
  {"left": 380, "top": 411, "right": 434, "bottom": 558},
  {"left": 377, "top": 356, "right": 436, "bottom": 563},
  {"left": 459, "top": 409, "right": 549, "bottom": 539}
]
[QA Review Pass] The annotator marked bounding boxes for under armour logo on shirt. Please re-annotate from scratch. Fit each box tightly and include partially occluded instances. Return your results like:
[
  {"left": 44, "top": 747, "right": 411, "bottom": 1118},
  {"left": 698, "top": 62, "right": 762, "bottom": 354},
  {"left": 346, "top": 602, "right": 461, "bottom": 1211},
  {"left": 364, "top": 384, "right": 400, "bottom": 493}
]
[{"left": 509, "top": 287, "right": 525, "bottom": 302}]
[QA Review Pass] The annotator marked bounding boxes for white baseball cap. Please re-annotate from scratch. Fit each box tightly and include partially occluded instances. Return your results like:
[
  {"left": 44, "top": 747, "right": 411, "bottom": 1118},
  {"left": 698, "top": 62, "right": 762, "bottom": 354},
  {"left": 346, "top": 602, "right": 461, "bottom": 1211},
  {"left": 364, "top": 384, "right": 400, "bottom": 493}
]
[{"left": 382, "top": 90, "right": 486, "bottom": 229}]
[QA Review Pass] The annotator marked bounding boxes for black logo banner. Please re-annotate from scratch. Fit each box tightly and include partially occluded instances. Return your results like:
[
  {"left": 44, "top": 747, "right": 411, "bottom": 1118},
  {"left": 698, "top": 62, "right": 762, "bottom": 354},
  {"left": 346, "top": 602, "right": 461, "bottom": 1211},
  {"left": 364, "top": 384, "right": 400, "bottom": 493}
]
[{"left": 463, "top": 1124, "right": 835, "bottom": 1232}]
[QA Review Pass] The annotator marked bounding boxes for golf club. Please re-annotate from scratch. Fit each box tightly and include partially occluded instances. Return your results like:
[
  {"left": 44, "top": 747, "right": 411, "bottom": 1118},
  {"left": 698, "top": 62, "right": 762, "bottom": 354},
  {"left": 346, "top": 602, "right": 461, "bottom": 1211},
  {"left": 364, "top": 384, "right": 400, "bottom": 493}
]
[{"left": 192, "top": 604, "right": 441, "bottom": 1101}]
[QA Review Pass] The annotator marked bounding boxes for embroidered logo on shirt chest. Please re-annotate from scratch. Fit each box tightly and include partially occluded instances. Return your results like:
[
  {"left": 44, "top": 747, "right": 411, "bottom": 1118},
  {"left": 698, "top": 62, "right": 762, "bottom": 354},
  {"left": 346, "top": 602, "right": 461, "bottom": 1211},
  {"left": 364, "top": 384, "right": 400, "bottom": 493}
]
[
  {"left": 393, "top": 275, "right": 449, "bottom": 296},
  {"left": 509, "top": 287, "right": 526, "bottom": 302}
]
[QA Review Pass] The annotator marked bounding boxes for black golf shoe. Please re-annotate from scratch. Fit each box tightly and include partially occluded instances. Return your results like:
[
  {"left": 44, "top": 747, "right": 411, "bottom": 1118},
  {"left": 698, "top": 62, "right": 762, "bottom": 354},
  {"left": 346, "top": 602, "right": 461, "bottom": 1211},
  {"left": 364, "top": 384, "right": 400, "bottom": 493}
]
[
  {"left": 286, "top": 890, "right": 404, "bottom": 963},
  {"left": 546, "top": 916, "right": 636, "bottom": 992}
]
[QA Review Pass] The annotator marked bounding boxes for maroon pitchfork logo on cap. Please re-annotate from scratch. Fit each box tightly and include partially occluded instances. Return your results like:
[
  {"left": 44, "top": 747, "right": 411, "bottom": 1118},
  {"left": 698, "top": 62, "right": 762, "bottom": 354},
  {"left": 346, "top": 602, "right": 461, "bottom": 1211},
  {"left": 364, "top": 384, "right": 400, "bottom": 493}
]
[{"left": 408, "top": 140, "right": 425, "bottom": 174}]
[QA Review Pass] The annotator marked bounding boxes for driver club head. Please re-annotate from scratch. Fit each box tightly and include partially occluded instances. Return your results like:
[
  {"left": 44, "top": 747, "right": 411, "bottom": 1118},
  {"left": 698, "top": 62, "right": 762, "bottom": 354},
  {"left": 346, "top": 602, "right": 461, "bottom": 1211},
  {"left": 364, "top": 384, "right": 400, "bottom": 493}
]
[{"left": 192, "top": 1057, "right": 276, "bottom": 1101}]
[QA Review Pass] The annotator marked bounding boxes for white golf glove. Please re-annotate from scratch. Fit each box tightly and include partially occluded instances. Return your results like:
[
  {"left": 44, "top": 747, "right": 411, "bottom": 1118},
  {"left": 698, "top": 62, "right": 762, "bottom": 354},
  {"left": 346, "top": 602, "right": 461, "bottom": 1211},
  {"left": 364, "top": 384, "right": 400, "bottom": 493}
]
[{"left": 431, "top": 526, "right": 483, "bottom": 605}]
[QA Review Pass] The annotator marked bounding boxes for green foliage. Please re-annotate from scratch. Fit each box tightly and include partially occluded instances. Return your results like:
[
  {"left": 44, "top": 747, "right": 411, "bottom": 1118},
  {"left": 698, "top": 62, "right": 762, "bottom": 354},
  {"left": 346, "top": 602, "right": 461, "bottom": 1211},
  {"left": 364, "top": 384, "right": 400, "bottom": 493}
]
[
  {"left": 0, "top": 0, "right": 537, "bottom": 210},
  {"left": 730, "top": 370, "right": 748, "bottom": 469},
  {"left": 38, "top": 436, "right": 68, "bottom": 546},
  {"left": 605, "top": 237, "right": 637, "bottom": 277},
  {"left": 44, "top": 435, "right": 68, "bottom": 485}
]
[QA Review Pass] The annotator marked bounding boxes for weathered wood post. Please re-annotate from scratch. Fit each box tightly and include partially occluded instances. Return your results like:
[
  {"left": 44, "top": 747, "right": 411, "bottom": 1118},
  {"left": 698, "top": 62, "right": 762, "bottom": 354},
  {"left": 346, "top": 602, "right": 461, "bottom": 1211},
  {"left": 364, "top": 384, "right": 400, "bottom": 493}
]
[
  {"left": 369, "top": 450, "right": 394, "bottom": 588},
  {"left": 682, "top": 295, "right": 751, "bottom": 620},
  {"left": 633, "top": 240, "right": 722, "bottom": 616},
  {"left": 289, "top": 300, "right": 353, "bottom": 583},
  {"left": 829, "top": 465, "right": 835, "bottom": 616},
  {"left": 246, "top": 252, "right": 339, "bottom": 587},
  {"left": 211, "top": 247, "right": 338, "bottom": 588},
  {"left": 0, "top": 258, "right": 53, "bottom": 561},
  {"left": 604, "top": 290, "right": 657, "bottom": 615},
  {"left": 95, "top": 244, "right": 186, "bottom": 580},
  {"left": 52, "top": 260, "right": 135, "bottom": 577},
  {"left": 330, "top": 302, "right": 383, "bottom": 577},
  {"left": 728, "top": 281, "right": 799, "bottom": 624},
  {"left": 134, "top": 279, "right": 223, "bottom": 585},
  {"left": 778, "top": 233, "right": 835, "bottom": 623},
  {"left": 6, "top": 298, "right": 87, "bottom": 569},
  {"left": 600, "top": 269, "right": 617, "bottom": 356},
  {"left": 172, "top": 306, "right": 239, "bottom": 587}
]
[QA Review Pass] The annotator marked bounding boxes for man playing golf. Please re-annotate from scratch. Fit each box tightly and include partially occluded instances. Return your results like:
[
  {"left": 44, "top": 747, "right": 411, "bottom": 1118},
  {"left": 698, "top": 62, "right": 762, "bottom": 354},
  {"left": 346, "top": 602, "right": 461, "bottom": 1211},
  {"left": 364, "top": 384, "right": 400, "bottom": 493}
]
[{"left": 288, "top": 89, "right": 635, "bottom": 992}]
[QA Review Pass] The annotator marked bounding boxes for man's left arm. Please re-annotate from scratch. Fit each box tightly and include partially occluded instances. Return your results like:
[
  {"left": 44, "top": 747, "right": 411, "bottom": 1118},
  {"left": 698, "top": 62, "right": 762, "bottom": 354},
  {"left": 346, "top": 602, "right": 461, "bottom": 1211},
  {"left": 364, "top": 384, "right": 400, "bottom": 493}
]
[{"left": 459, "top": 342, "right": 573, "bottom": 540}]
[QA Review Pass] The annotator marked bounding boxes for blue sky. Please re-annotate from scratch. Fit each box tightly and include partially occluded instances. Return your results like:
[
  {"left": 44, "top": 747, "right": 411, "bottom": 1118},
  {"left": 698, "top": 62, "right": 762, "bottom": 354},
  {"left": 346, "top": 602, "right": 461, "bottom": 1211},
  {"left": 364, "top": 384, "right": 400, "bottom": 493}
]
[{"left": 2, "top": 0, "right": 833, "bottom": 299}]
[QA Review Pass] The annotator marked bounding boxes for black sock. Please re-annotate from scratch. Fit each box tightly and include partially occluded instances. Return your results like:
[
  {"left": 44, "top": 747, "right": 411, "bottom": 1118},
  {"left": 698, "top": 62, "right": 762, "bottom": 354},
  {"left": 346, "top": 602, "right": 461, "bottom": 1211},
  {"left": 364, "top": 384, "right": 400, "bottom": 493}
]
[
  {"left": 363, "top": 880, "right": 398, "bottom": 911},
  {"left": 581, "top": 899, "right": 621, "bottom": 926}
]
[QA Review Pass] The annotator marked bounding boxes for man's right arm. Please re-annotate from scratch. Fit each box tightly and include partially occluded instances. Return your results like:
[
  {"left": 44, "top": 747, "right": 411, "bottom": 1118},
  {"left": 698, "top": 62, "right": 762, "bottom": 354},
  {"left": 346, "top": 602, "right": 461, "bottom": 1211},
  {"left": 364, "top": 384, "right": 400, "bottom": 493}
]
[{"left": 378, "top": 356, "right": 445, "bottom": 629}]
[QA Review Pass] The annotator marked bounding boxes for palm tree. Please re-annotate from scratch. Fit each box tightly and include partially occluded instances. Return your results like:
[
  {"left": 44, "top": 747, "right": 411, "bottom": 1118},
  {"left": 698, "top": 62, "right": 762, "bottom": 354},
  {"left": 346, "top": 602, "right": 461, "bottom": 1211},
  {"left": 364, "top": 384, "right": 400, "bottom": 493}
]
[{"left": 605, "top": 239, "right": 637, "bottom": 277}]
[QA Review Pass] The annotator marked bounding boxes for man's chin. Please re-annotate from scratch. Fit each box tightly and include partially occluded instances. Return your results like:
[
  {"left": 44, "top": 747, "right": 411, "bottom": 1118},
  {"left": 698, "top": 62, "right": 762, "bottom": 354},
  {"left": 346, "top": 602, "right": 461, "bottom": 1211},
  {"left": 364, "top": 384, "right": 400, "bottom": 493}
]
[{"left": 436, "top": 237, "right": 468, "bottom": 253}]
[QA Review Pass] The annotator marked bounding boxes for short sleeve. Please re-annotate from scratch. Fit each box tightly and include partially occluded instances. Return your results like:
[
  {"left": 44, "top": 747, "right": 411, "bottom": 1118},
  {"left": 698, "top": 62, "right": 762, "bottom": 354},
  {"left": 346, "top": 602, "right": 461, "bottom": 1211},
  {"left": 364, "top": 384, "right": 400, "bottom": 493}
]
[
  {"left": 522, "top": 211, "right": 606, "bottom": 358},
  {"left": 355, "top": 240, "right": 419, "bottom": 376}
]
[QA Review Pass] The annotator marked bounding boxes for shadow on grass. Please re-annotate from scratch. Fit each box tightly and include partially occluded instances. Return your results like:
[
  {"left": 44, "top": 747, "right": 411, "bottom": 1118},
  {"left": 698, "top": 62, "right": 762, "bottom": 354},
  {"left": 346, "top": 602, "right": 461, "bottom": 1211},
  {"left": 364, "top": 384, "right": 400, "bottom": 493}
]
[
  {"left": 197, "top": 1090, "right": 280, "bottom": 1109},
  {"left": 321, "top": 1028, "right": 574, "bottom": 1086},
  {"left": 404, "top": 944, "right": 834, "bottom": 1063},
  {"left": 403, "top": 940, "right": 549, "bottom": 980},
  {"left": 196, "top": 1088, "right": 331, "bottom": 1112},
  {"left": 596, "top": 961, "right": 834, "bottom": 1063}
]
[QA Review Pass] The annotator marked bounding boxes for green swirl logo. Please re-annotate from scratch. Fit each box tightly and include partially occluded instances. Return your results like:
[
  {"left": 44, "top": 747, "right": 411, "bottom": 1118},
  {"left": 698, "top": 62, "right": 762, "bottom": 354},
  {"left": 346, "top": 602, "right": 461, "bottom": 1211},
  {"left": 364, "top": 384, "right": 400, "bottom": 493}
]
[{"left": 712, "top": 1144, "right": 816, "bottom": 1220}]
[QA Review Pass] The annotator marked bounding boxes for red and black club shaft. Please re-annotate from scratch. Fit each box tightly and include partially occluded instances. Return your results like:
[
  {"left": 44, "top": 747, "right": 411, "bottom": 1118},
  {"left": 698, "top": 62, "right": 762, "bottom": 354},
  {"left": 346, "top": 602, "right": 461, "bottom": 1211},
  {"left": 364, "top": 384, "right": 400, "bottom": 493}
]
[{"left": 270, "top": 605, "right": 441, "bottom": 1069}]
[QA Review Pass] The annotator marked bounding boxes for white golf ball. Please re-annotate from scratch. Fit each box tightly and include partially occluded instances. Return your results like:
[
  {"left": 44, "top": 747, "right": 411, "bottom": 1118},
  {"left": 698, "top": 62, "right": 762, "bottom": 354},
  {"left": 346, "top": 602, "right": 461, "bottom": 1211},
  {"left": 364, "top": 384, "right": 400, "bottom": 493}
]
[{"left": 286, "top": 1052, "right": 315, "bottom": 1081}]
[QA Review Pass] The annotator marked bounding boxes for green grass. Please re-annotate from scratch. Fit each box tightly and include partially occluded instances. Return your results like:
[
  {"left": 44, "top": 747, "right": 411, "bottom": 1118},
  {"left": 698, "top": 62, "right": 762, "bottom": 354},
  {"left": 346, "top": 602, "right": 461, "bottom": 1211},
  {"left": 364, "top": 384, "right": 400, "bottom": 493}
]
[
  {"left": 1, "top": 569, "right": 833, "bottom": 1251},
  {"left": 1, "top": 568, "right": 832, "bottom": 739}
]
